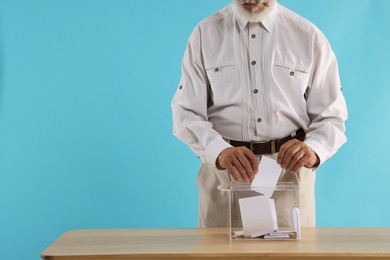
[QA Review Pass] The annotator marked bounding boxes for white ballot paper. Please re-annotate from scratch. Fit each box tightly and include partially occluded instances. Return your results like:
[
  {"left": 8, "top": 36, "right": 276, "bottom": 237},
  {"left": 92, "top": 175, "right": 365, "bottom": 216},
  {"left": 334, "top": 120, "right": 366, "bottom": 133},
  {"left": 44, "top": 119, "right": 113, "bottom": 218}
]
[
  {"left": 293, "top": 207, "right": 301, "bottom": 240},
  {"left": 238, "top": 195, "right": 277, "bottom": 237},
  {"left": 251, "top": 156, "right": 282, "bottom": 196}
]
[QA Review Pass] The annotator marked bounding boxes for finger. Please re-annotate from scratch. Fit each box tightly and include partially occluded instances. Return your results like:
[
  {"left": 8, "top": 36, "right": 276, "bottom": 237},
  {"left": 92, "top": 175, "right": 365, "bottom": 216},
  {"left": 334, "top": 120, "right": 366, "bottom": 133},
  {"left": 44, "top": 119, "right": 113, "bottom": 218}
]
[
  {"left": 286, "top": 149, "right": 306, "bottom": 173},
  {"left": 231, "top": 156, "right": 250, "bottom": 182},
  {"left": 285, "top": 147, "right": 305, "bottom": 170},
  {"left": 304, "top": 151, "right": 319, "bottom": 168},
  {"left": 280, "top": 142, "right": 302, "bottom": 169},
  {"left": 236, "top": 151, "right": 255, "bottom": 181},
  {"left": 245, "top": 149, "right": 259, "bottom": 174},
  {"left": 291, "top": 155, "right": 310, "bottom": 173},
  {"left": 277, "top": 140, "right": 297, "bottom": 165},
  {"left": 289, "top": 145, "right": 318, "bottom": 172},
  {"left": 226, "top": 162, "right": 242, "bottom": 182}
]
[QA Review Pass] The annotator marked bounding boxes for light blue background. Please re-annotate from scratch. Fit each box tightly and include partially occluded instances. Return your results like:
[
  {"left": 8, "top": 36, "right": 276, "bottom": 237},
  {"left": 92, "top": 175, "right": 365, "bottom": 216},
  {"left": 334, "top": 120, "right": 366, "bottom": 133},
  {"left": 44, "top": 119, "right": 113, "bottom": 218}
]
[{"left": 0, "top": 0, "right": 389, "bottom": 259}]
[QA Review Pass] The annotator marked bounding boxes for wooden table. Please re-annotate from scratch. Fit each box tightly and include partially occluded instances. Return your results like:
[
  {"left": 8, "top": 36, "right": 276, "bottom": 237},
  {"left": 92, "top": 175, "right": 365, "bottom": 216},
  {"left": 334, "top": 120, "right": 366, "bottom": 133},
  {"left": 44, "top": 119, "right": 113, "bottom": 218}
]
[{"left": 41, "top": 228, "right": 390, "bottom": 259}]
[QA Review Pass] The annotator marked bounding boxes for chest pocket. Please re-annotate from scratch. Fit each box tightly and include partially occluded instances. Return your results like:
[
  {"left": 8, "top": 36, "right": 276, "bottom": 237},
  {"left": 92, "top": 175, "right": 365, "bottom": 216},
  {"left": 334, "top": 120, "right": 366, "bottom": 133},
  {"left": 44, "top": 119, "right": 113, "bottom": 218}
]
[
  {"left": 272, "top": 64, "right": 310, "bottom": 99},
  {"left": 205, "top": 64, "right": 241, "bottom": 105}
]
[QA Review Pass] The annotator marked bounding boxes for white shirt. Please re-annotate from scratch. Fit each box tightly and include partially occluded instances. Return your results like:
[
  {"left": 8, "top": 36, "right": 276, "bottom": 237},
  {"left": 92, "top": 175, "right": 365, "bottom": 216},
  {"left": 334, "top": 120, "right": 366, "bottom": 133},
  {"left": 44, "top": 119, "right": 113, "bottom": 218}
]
[{"left": 171, "top": 3, "right": 347, "bottom": 167}]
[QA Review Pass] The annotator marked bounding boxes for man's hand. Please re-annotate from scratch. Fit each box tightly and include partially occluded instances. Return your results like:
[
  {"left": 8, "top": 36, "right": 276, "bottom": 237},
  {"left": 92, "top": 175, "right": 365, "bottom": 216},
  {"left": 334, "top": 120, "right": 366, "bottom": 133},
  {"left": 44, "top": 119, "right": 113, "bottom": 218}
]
[
  {"left": 277, "top": 139, "right": 319, "bottom": 173},
  {"left": 216, "top": 147, "right": 258, "bottom": 183}
]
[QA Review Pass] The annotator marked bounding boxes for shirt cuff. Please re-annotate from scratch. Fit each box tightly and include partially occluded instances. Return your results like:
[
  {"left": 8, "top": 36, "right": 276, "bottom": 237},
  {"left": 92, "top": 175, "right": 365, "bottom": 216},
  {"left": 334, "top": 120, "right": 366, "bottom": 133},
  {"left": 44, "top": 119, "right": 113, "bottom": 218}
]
[{"left": 204, "top": 136, "right": 232, "bottom": 168}]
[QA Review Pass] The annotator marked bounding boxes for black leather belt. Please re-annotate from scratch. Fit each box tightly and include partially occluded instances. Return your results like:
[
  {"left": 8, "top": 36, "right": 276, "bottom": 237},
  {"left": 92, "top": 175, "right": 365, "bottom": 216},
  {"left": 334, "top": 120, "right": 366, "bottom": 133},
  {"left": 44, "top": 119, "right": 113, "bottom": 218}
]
[{"left": 228, "top": 128, "right": 305, "bottom": 155}]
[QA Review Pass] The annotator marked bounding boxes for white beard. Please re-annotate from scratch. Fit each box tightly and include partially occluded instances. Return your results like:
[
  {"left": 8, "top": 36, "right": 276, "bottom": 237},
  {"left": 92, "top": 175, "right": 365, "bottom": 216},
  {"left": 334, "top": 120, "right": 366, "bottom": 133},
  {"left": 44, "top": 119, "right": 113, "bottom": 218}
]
[{"left": 233, "top": 0, "right": 277, "bottom": 23}]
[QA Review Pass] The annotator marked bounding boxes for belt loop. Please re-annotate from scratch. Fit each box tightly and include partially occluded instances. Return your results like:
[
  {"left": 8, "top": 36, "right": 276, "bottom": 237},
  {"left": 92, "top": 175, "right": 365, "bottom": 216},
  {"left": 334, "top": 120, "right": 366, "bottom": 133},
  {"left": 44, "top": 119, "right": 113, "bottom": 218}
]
[{"left": 271, "top": 140, "right": 276, "bottom": 154}]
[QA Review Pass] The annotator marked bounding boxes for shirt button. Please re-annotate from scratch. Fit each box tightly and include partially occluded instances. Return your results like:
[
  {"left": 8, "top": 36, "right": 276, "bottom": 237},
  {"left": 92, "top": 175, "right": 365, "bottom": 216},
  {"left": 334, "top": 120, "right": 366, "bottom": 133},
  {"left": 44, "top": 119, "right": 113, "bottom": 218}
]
[
  {"left": 290, "top": 71, "right": 295, "bottom": 76},
  {"left": 251, "top": 34, "right": 256, "bottom": 38},
  {"left": 215, "top": 68, "right": 220, "bottom": 72},
  {"left": 253, "top": 89, "right": 258, "bottom": 94},
  {"left": 179, "top": 85, "right": 183, "bottom": 90},
  {"left": 252, "top": 61, "right": 256, "bottom": 65},
  {"left": 257, "top": 118, "right": 262, "bottom": 123}
]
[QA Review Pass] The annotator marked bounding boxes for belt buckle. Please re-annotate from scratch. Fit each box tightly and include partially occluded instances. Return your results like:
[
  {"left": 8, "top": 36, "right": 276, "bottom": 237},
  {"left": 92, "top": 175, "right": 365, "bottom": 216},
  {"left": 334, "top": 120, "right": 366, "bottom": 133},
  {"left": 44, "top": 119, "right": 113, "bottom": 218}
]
[
  {"left": 249, "top": 140, "right": 266, "bottom": 153},
  {"left": 249, "top": 139, "right": 277, "bottom": 154},
  {"left": 270, "top": 140, "right": 276, "bottom": 154}
]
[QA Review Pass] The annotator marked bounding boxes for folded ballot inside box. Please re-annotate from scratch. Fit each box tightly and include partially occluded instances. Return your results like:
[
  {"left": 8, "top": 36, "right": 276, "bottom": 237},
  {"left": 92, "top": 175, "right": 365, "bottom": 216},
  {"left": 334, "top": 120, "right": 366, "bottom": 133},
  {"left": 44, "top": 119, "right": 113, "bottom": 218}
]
[{"left": 218, "top": 182, "right": 300, "bottom": 241}]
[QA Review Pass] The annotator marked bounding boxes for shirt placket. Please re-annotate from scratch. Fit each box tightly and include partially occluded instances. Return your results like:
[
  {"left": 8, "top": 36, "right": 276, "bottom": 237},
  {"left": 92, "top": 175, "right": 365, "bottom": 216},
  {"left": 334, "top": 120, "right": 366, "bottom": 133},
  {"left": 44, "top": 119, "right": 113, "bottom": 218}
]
[
  {"left": 248, "top": 23, "right": 265, "bottom": 141},
  {"left": 237, "top": 24, "right": 251, "bottom": 142}
]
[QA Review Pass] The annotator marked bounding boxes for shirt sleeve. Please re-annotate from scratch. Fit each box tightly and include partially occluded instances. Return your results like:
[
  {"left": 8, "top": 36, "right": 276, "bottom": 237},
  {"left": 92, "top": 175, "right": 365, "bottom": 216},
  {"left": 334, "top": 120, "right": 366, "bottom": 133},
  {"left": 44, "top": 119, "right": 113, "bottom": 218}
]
[
  {"left": 171, "top": 26, "right": 232, "bottom": 167},
  {"left": 304, "top": 31, "right": 348, "bottom": 165}
]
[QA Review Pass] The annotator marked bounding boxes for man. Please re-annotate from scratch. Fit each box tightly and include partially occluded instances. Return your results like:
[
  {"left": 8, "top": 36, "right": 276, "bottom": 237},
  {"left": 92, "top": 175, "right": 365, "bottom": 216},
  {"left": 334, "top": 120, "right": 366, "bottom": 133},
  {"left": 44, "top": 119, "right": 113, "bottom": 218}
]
[{"left": 171, "top": 0, "right": 347, "bottom": 228}]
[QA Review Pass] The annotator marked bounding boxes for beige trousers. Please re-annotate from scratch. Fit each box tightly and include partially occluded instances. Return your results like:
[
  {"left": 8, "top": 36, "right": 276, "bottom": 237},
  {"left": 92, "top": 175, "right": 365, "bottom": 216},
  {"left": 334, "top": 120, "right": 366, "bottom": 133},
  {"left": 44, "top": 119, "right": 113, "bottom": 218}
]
[{"left": 197, "top": 154, "right": 316, "bottom": 228}]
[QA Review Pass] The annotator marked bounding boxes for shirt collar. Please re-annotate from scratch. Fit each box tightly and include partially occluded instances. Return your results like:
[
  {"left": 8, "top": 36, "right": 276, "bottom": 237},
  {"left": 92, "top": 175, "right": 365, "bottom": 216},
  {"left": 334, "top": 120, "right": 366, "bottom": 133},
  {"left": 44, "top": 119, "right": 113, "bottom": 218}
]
[{"left": 233, "top": 3, "right": 278, "bottom": 33}]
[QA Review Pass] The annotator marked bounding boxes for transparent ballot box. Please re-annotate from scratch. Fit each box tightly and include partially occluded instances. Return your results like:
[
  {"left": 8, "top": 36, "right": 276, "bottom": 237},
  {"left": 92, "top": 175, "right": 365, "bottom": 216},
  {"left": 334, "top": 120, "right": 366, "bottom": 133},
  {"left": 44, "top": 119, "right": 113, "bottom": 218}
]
[{"left": 218, "top": 182, "right": 300, "bottom": 241}]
